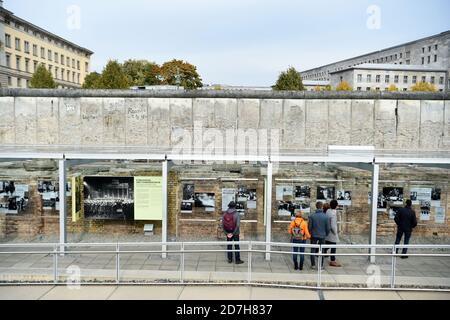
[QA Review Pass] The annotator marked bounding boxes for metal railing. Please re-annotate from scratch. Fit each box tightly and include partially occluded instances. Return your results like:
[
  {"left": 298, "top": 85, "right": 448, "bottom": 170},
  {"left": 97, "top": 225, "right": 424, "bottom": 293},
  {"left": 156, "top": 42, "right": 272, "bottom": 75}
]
[{"left": 0, "top": 241, "right": 449, "bottom": 291}]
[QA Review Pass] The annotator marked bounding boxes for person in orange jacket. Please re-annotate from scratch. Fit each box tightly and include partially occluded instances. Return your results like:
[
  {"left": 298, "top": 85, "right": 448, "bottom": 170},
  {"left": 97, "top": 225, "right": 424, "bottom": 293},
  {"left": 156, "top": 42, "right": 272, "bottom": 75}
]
[{"left": 288, "top": 211, "right": 311, "bottom": 270}]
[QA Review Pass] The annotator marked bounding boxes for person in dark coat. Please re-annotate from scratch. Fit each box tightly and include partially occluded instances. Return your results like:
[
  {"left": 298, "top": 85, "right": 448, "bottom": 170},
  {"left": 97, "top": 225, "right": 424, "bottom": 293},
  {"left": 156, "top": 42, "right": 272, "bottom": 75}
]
[{"left": 394, "top": 199, "right": 417, "bottom": 258}]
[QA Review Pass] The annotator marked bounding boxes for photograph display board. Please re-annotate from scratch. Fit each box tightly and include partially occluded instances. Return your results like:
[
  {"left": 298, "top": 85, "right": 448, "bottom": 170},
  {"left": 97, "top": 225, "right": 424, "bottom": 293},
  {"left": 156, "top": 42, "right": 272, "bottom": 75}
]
[
  {"left": 431, "top": 188, "right": 441, "bottom": 207},
  {"left": 276, "top": 185, "right": 311, "bottom": 217},
  {"left": 410, "top": 187, "right": 432, "bottom": 205},
  {"left": 181, "top": 184, "right": 195, "bottom": 214},
  {"left": 383, "top": 187, "right": 404, "bottom": 206},
  {"left": 337, "top": 190, "right": 352, "bottom": 206},
  {"left": 420, "top": 200, "right": 431, "bottom": 221},
  {"left": 38, "top": 181, "right": 59, "bottom": 210},
  {"left": 0, "top": 181, "right": 29, "bottom": 214},
  {"left": 83, "top": 177, "right": 134, "bottom": 220},
  {"left": 221, "top": 188, "right": 236, "bottom": 212},
  {"left": 435, "top": 207, "right": 445, "bottom": 224},
  {"left": 317, "top": 186, "right": 336, "bottom": 202},
  {"left": 194, "top": 193, "right": 216, "bottom": 212}
]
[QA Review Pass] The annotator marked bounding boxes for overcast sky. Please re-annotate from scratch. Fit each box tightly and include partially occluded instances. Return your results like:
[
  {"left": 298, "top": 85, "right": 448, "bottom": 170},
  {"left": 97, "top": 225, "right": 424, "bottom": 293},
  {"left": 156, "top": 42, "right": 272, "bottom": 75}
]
[{"left": 6, "top": 0, "right": 450, "bottom": 86}]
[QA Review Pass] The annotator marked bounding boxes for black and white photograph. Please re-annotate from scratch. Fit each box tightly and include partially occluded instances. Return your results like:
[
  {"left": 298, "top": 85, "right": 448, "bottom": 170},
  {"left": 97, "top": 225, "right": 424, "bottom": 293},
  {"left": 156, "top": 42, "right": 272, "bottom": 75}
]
[
  {"left": 337, "top": 190, "right": 352, "bottom": 206},
  {"left": 276, "top": 185, "right": 293, "bottom": 201},
  {"left": 317, "top": 186, "right": 335, "bottom": 201},
  {"left": 221, "top": 188, "right": 236, "bottom": 212},
  {"left": 389, "top": 206, "right": 401, "bottom": 220},
  {"left": 431, "top": 188, "right": 441, "bottom": 207},
  {"left": 294, "top": 185, "right": 311, "bottom": 200},
  {"left": 83, "top": 177, "right": 134, "bottom": 220},
  {"left": 0, "top": 181, "right": 29, "bottom": 214},
  {"left": 277, "top": 201, "right": 310, "bottom": 217},
  {"left": 236, "top": 201, "right": 245, "bottom": 215},
  {"left": 420, "top": 201, "right": 431, "bottom": 221},
  {"left": 194, "top": 193, "right": 215, "bottom": 212},
  {"left": 237, "top": 187, "right": 257, "bottom": 209},
  {"left": 377, "top": 193, "right": 387, "bottom": 209},
  {"left": 38, "top": 181, "right": 59, "bottom": 210},
  {"left": 183, "top": 184, "right": 195, "bottom": 201},
  {"left": 180, "top": 201, "right": 193, "bottom": 214},
  {"left": 382, "top": 187, "right": 404, "bottom": 206}
]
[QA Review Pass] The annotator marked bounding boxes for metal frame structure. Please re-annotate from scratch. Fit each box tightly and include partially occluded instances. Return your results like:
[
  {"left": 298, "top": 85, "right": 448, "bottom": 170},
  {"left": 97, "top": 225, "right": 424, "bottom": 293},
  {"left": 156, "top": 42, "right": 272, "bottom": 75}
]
[
  {"left": 0, "top": 241, "right": 448, "bottom": 291},
  {"left": 0, "top": 149, "right": 448, "bottom": 262}
]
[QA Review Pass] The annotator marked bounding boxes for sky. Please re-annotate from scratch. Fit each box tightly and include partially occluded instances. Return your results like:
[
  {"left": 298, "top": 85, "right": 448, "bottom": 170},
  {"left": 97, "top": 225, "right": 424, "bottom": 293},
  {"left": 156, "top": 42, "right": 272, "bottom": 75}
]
[{"left": 5, "top": 0, "right": 450, "bottom": 86}]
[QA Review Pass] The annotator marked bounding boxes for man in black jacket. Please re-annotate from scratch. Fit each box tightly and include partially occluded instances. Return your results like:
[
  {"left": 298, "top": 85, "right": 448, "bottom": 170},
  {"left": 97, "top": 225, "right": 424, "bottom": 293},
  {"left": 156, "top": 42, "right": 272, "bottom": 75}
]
[{"left": 394, "top": 199, "right": 417, "bottom": 259}]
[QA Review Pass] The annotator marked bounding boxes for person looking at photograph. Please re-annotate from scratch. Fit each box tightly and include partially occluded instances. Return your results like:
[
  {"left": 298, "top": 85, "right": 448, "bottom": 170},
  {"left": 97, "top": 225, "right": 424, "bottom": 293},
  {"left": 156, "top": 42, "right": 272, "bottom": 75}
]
[
  {"left": 394, "top": 199, "right": 417, "bottom": 259},
  {"left": 222, "top": 201, "right": 244, "bottom": 264},
  {"left": 308, "top": 202, "right": 330, "bottom": 270},
  {"left": 324, "top": 200, "right": 342, "bottom": 267}
]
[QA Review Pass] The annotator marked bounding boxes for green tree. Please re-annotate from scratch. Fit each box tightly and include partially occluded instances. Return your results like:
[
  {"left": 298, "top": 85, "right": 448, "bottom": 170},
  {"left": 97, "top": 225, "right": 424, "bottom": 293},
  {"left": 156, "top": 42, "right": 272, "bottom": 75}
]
[
  {"left": 160, "top": 59, "right": 203, "bottom": 89},
  {"left": 411, "top": 81, "right": 437, "bottom": 92},
  {"left": 336, "top": 81, "right": 352, "bottom": 91},
  {"left": 273, "top": 67, "right": 304, "bottom": 91},
  {"left": 82, "top": 72, "right": 102, "bottom": 89},
  {"left": 122, "top": 59, "right": 161, "bottom": 86},
  {"left": 98, "top": 60, "right": 130, "bottom": 89},
  {"left": 29, "top": 64, "right": 56, "bottom": 88}
]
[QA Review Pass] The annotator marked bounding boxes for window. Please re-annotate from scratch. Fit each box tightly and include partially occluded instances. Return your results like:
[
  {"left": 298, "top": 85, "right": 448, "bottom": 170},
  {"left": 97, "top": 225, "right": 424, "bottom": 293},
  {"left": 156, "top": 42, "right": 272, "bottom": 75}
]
[
  {"left": 406, "top": 51, "right": 410, "bottom": 59},
  {"left": 55, "top": 67, "right": 59, "bottom": 79},
  {"left": 5, "top": 54, "right": 11, "bottom": 68},
  {"left": 54, "top": 53, "right": 59, "bottom": 63},
  {"left": 403, "top": 76, "right": 408, "bottom": 84},
  {"left": 61, "top": 55, "right": 65, "bottom": 65},
  {"left": 439, "top": 77, "right": 444, "bottom": 85},
  {"left": 406, "top": 60, "right": 410, "bottom": 65},
  {"left": 376, "top": 75, "right": 380, "bottom": 83},
  {"left": 16, "top": 56, "right": 21, "bottom": 70},
  {"left": 48, "top": 49, "right": 52, "bottom": 61},
  {"left": 24, "top": 41, "right": 30, "bottom": 53},
  {"left": 357, "top": 87, "right": 362, "bottom": 91},
  {"left": 15, "top": 37, "right": 21, "bottom": 51},
  {"left": 422, "top": 76, "right": 426, "bottom": 82},
  {"left": 85, "top": 62, "right": 89, "bottom": 72},
  {"left": 412, "top": 76, "right": 417, "bottom": 84},
  {"left": 435, "top": 44, "right": 438, "bottom": 50},
  {"left": 33, "top": 60, "right": 38, "bottom": 72},
  {"left": 422, "top": 47, "right": 425, "bottom": 53},
  {"left": 26, "top": 80, "right": 30, "bottom": 88},
  {"left": 385, "top": 75, "right": 390, "bottom": 83},
  {"left": 41, "top": 47, "right": 45, "bottom": 58},
  {"left": 5, "top": 34, "right": 11, "bottom": 48},
  {"left": 33, "top": 44, "right": 38, "bottom": 56},
  {"left": 428, "top": 46, "right": 431, "bottom": 52},
  {"left": 367, "top": 74, "right": 372, "bottom": 82},
  {"left": 61, "top": 69, "right": 65, "bottom": 80},
  {"left": 8, "top": 77, "right": 12, "bottom": 86},
  {"left": 400, "top": 53, "right": 403, "bottom": 58},
  {"left": 395, "top": 54, "right": 397, "bottom": 59},
  {"left": 66, "top": 57, "right": 70, "bottom": 66},
  {"left": 375, "top": 87, "right": 380, "bottom": 91},
  {"left": 394, "top": 75, "right": 399, "bottom": 83},
  {"left": 72, "top": 71, "right": 75, "bottom": 82},
  {"left": 72, "top": 59, "right": 75, "bottom": 68},
  {"left": 48, "top": 65, "right": 52, "bottom": 73},
  {"left": 357, "top": 74, "right": 362, "bottom": 82},
  {"left": 25, "top": 59, "right": 30, "bottom": 73},
  {"left": 77, "top": 73, "right": 80, "bottom": 84},
  {"left": 77, "top": 60, "right": 80, "bottom": 70},
  {"left": 422, "top": 57, "right": 425, "bottom": 65},
  {"left": 430, "top": 76, "right": 435, "bottom": 84},
  {"left": 403, "top": 88, "right": 407, "bottom": 92},
  {"left": 67, "top": 70, "right": 70, "bottom": 80},
  {"left": 427, "top": 56, "right": 431, "bottom": 63},
  {"left": 434, "top": 55, "right": 437, "bottom": 62},
  {"left": 366, "top": 87, "right": 371, "bottom": 91},
  {"left": 17, "top": 78, "right": 22, "bottom": 87}
]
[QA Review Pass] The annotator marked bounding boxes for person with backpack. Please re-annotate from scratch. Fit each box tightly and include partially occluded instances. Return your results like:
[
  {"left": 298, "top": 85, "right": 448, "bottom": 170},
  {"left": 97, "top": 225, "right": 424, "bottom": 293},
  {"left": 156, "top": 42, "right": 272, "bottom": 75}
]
[
  {"left": 308, "top": 201, "right": 331, "bottom": 270},
  {"left": 288, "top": 211, "right": 311, "bottom": 270},
  {"left": 222, "top": 201, "right": 244, "bottom": 264},
  {"left": 394, "top": 199, "right": 418, "bottom": 258}
]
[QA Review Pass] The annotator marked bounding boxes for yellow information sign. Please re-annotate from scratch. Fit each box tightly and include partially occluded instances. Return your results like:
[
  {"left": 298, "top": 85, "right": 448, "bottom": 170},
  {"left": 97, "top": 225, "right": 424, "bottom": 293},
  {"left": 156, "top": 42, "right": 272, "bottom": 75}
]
[{"left": 134, "top": 176, "right": 163, "bottom": 221}]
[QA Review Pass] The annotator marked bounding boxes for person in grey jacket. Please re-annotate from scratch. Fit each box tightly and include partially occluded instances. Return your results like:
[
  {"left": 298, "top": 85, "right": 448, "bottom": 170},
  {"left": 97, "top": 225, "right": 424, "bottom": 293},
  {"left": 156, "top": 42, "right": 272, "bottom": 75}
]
[
  {"left": 222, "top": 202, "right": 244, "bottom": 264},
  {"left": 308, "top": 202, "right": 331, "bottom": 269},
  {"left": 324, "top": 200, "right": 342, "bottom": 267}
]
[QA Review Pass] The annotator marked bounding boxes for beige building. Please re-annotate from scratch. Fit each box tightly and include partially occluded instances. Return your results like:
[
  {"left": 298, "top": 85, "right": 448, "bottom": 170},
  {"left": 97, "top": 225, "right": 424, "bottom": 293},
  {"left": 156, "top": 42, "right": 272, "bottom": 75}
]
[
  {"left": 0, "top": 1, "right": 93, "bottom": 88},
  {"left": 330, "top": 64, "right": 447, "bottom": 92}
]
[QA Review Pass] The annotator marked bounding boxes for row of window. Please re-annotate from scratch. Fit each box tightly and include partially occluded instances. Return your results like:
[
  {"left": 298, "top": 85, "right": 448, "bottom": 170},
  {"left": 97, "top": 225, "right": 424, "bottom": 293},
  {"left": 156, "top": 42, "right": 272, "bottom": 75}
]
[
  {"left": 422, "top": 55, "right": 438, "bottom": 64},
  {"left": 356, "top": 87, "right": 444, "bottom": 92},
  {"left": 5, "top": 54, "right": 82, "bottom": 84},
  {"left": 4, "top": 19, "right": 90, "bottom": 57},
  {"left": 356, "top": 74, "right": 445, "bottom": 85},
  {"left": 4, "top": 34, "right": 89, "bottom": 72},
  {"left": 6, "top": 76, "right": 77, "bottom": 88},
  {"left": 422, "top": 44, "right": 439, "bottom": 53}
]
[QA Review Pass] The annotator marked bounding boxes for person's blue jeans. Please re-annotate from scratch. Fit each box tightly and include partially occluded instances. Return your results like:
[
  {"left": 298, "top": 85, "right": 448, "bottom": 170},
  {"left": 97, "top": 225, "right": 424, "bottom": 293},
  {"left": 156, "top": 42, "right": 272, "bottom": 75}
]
[
  {"left": 227, "top": 234, "right": 241, "bottom": 261},
  {"left": 310, "top": 237, "right": 325, "bottom": 267},
  {"left": 395, "top": 230, "right": 412, "bottom": 255},
  {"left": 292, "top": 239, "right": 306, "bottom": 268}
]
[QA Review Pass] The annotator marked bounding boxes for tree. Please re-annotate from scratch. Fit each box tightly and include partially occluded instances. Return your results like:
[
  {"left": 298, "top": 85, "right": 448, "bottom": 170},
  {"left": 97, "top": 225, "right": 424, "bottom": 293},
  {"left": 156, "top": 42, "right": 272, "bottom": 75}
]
[
  {"left": 387, "top": 84, "right": 399, "bottom": 92},
  {"left": 122, "top": 59, "right": 161, "bottom": 86},
  {"left": 411, "top": 82, "right": 437, "bottom": 92},
  {"left": 160, "top": 59, "right": 203, "bottom": 89},
  {"left": 273, "top": 67, "right": 304, "bottom": 91},
  {"left": 29, "top": 64, "right": 56, "bottom": 88},
  {"left": 98, "top": 60, "right": 130, "bottom": 89},
  {"left": 323, "top": 85, "right": 332, "bottom": 91},
  {"left": 82, "top": 72, "right": 102, "bottom": 89},
  {"left": 336, "top": 81, "right": 352, "bottom": 91}
]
